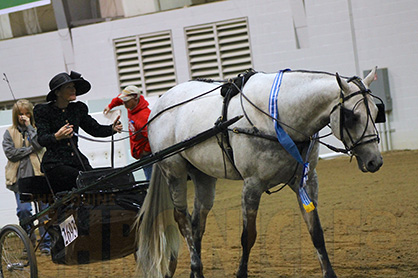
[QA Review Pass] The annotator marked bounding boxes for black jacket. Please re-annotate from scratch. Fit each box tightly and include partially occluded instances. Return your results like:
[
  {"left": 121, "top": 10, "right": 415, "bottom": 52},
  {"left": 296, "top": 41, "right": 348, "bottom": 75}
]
[{"left": 34, "top": 101, "right": 114, "bottom": 171}]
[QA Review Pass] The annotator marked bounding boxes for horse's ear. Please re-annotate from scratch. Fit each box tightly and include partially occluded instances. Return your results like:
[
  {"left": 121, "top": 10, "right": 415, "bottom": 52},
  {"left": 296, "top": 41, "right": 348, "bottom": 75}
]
[
  {"left": 363, "top": 66, "right": 377, "bottom": 87},
  {"left": 336, "top": 72, "right": 350, "bottom": 94}
]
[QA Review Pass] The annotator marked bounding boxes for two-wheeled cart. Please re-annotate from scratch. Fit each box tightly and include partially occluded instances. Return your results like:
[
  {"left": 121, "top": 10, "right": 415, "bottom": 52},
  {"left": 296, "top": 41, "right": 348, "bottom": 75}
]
[{"left": 0, "top": 116, "right": 241, "bottom": 278}]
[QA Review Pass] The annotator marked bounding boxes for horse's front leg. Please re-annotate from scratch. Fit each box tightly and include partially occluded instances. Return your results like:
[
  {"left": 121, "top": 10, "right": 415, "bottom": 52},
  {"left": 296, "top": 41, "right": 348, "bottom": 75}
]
[
  {"left": 237, "top": 181, "right": 263, "bottom": 278},
  {"left": 297, "top": 170, "right": 337, "bottom": 278}
]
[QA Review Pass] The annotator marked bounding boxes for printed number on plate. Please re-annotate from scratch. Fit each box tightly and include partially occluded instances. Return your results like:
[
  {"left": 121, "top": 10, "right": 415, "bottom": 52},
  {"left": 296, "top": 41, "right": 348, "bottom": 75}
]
[{"left": 59, "top": 215, "right": 78, "bottom": 247}]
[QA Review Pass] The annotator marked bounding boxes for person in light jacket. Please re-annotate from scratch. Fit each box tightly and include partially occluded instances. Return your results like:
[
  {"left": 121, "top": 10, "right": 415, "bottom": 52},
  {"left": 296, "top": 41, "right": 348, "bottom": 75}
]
[{"left": 2, "top": 99, "right": 51, "bottom": 255}]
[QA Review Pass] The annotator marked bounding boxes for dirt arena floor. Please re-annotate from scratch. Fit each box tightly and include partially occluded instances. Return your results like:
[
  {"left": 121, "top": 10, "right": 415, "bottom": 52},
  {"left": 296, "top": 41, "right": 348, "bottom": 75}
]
[{"left": 35, "top": 149, "right": 418, "bottom": 277}]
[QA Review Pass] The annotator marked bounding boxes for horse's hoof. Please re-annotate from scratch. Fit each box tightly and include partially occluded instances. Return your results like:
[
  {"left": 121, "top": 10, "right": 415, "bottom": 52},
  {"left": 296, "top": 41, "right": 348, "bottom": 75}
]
[
  {"left": 190, "top": 274, "right": 204, "bottom": 278},
  {"left": 236, "top": 270, "right": 248, "bottom": 278},
  {"left": 324, "top": 270, "right": 337, "bottom": 278},
  {"left": 190, "top": 272, "right": 205, "bottom": 278}
]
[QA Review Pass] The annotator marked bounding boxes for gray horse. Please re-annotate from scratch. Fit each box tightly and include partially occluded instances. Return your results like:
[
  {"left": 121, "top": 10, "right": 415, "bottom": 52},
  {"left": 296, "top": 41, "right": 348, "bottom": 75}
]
[{"left": 136, "top": 67, "right": 383, "bottom": 278}]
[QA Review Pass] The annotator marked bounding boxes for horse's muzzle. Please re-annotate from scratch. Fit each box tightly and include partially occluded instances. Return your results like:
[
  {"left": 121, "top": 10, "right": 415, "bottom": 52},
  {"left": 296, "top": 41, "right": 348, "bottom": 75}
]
[{"left": 356, "top": 154, "right": 383, "bottom": 173}]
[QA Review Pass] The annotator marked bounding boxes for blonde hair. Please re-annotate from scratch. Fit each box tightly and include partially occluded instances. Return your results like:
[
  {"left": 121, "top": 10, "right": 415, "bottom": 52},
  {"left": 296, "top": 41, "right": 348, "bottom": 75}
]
[{"left": 12, "top": 99, "right": 35, "bottom": 128}]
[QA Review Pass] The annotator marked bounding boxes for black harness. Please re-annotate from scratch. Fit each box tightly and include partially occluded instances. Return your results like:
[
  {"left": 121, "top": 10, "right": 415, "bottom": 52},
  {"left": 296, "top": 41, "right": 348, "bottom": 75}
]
[
  {"left": 214, "top": 69, "right": 256, "bottom": 177},
  {"left": 199, "top": 70, "right": 386, "bottom": 180},
  {"left": 329, "top": 75, "right": 386, "bottom": 155}
]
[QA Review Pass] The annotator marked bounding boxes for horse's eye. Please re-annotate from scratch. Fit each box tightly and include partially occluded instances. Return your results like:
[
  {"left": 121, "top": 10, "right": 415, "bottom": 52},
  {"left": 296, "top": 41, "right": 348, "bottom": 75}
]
[{"left": 343, "top": 108, "right": 358, "bottom": 127}]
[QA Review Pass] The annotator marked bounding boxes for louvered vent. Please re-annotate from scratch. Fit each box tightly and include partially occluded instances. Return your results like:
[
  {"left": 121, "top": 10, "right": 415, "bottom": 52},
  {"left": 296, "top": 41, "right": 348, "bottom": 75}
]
[
  {"left": 114, "top": 37, "right": 141, "bottom": 89},
  {"left": 114, "top": 31, "right": 176, "bottom": 96},
  {"left": 185, "top": 18, "right": 252, "bottom": 80}
]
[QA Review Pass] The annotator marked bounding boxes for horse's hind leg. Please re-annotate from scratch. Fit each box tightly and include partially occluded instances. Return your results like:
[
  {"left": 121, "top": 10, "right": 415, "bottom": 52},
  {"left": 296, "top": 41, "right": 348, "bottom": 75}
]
[
  {"left": 237, "top": 179, "right": 263, "bottom": 278},
  {"left": 158, "top": 159, "right": 205, "bottom": 278},
  {"left": 188, "top": 168, "right": 217, "bottom": 277},
  {"left": 166, "top": 254, "right": 178, "bottom": 278},
  {"left": 171, "top": 203, "right": 205, "bottom": 278},
  {"left": 165, "top": 168, "right": 206, "bottom": 278},
  {"left": 296, "top": 170, "right": 337, "bottom": 278}
]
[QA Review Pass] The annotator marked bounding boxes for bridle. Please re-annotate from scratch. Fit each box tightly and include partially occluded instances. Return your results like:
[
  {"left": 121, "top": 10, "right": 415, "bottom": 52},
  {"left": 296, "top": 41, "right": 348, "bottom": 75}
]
[{"left": 330, "top": 74, "right": 386, "bottom": 155}]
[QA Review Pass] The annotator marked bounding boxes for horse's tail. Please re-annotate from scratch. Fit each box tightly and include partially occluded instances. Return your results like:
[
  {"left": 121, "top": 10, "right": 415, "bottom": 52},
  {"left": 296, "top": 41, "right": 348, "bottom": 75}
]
[{"left": 135, "top": 164, "right": 180, "bottom": 278}]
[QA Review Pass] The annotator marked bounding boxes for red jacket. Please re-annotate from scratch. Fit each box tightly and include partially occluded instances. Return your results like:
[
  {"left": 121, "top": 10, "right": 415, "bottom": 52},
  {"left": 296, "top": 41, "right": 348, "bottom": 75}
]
[{"left": 108, "top": 95, "right": 151, "bottom": 159}]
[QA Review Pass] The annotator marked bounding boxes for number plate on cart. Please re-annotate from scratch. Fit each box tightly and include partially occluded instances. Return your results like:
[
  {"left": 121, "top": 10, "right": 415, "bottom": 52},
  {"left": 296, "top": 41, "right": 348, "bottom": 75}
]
[{"left": 59, "top": 215, "right": 78, "bottom": 247}]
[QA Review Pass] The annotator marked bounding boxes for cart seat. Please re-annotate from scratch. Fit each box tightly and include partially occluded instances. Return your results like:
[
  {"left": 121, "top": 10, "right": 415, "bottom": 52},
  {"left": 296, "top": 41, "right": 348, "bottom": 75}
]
[
  {"left": 18, "top": 176, "right": 50, "bottom": 194},
  {"left": 18, "top": 168, "right": 141, "bottom": 203},
  {"left": 18, "top": 176, "right": 53, "bottom": 203}
]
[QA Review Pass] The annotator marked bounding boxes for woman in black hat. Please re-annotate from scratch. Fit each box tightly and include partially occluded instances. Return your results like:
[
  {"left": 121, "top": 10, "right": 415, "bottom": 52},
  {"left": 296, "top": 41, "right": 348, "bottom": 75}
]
[{"left": 34, "top": 71, "right": 122, "bottom": 192}]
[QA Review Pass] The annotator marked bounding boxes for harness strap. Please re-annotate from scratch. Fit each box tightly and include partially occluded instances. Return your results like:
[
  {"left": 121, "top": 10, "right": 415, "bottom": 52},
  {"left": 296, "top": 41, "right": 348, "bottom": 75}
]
[
  {"left": 230, "top": 127, "right": 278, "bottom": 142},
  {"left": 231, "top": 126, "right": 311, "bottom": 196},
  {"left": 230, "top": 127, "right": 312, "bottom": 147},
  {"left": 215, "top": 69, "right": 256, "bottom": 178},
  {"left": 218, "top": 82, "right": 236, "bottom": 163},
  {"left": 215, "top": 133, "right": 243, "bottom": 179}
]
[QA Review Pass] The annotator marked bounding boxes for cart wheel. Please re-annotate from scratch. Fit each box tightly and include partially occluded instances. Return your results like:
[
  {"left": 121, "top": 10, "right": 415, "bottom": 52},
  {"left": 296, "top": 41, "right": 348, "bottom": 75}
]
[{"left": 0, "top": 224, "right": 38, "bottom": 278}]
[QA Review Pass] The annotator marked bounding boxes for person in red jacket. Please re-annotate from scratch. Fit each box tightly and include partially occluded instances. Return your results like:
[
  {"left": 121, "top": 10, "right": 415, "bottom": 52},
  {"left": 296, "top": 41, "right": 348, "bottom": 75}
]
[{"left": 103, "top": 85, "right": 152, "bottom": 180}]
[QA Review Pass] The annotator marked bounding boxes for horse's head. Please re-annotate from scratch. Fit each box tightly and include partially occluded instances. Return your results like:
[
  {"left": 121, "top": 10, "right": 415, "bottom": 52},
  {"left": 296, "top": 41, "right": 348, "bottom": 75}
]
[{"left": 329, "top": 67, "right": 384, "bottom": 173}]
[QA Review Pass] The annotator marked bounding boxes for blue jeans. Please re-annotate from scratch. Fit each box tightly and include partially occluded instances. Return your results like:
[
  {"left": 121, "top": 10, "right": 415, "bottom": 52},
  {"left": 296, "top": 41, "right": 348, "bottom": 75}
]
[
  {"left": 143, "top": 164, "right": 153, "bottom": 181},
  {"left": 15, "top": 193, "right": 51, "bottom": 249}
]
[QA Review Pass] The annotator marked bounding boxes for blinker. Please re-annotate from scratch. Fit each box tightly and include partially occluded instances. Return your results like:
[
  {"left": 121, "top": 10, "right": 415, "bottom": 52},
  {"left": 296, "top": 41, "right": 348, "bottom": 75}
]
[
  {"left": 342, "top": 107, "right": 357, "bottom": 127},
  {"left": 375, "top": 103, "right": 386, "bottom": 123}
]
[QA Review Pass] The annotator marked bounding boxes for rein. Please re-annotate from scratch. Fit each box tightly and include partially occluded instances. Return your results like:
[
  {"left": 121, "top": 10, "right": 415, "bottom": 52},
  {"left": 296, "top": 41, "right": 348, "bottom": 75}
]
[
  {"left": 71, "top": 69, "right": 383, "bottom": 178},
  {"left": 73, "top": 83, "right": 225, "bottom": 143}
]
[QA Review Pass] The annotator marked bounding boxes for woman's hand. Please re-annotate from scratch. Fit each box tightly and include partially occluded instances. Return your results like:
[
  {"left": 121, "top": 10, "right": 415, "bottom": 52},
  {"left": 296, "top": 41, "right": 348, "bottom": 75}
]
[
  {"left": 103, "top": 105, "right": 110, "bottom": 115},
  {"left": 55, "top": 123, "right": 74, "bottom": 140},
  {"left": 19, "top": 115, "right": 31, "bottom": 127},
  {"left": 112, "top": 115, "right": 123, "bottom": 133}
]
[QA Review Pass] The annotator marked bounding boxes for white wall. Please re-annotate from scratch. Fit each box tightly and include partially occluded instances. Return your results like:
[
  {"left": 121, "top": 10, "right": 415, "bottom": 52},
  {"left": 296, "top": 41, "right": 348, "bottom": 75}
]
[
  {"left": 1, "top": 0, "right": 416, "bottom": 150},
  {"left": 0, "top": 32, "right": 66, "bottom": 102},
  {"left": 350, "top": 1, "right": 418, "bottom": 149},
  {"left": 0, "top": 0, "right": 418, "bottom": 228},
  {"left": 0, "top": 0, "right": 417, "bottom": 226}
]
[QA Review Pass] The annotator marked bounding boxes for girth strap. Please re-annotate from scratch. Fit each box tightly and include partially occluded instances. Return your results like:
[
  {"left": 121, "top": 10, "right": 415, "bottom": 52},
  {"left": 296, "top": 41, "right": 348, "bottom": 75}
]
[{"left": 215, "top": 69, "right": 256, "bottom": 178}]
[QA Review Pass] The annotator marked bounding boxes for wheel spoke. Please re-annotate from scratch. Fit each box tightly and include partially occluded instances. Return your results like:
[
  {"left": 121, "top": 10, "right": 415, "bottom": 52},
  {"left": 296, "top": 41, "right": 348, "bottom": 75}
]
[{"left": 1, "top": 225, "right": 37, "bottom": 278}]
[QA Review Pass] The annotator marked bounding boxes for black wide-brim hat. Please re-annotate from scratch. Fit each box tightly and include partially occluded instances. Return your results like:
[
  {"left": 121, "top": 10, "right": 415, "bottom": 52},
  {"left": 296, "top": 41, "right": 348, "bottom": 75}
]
[{"left": 46, "top": 71, "right": 91, "bottom": 102}]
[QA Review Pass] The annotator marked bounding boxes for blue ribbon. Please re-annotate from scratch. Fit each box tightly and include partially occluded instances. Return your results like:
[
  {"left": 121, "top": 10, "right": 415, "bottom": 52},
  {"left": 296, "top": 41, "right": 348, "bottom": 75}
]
[
  {"left": 268, "top": 69, "right": 303, "bottom": 164},
  {"left": 269, "top": 69, "right": 315, "bottom": 212}
]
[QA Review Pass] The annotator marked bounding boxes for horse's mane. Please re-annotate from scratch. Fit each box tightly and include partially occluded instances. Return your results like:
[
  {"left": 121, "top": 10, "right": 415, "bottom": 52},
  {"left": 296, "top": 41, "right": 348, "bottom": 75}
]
[
  {"left": 193, "top": 69, "right": 352, "bottom": 85},
  {"left": 291, "top": 69, "right": 335, "bottom": 76},
  {"left": 193, "top": 78, "right": 220, "bottom": 83},
  {"left": 256, "top": 69, "right": 353, "bottom": 80}
]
